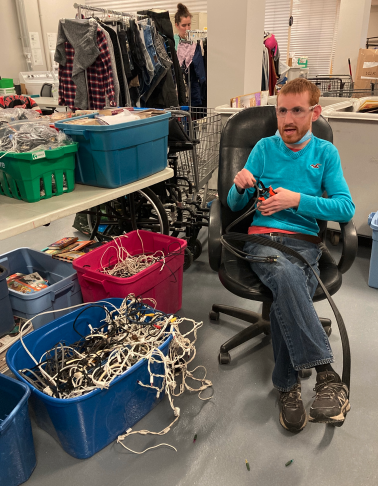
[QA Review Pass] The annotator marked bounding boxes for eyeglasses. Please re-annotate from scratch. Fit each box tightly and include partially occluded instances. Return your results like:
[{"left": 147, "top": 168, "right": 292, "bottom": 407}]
[{"left": 276, "top": 104, "right": 318, "bottom": 118}]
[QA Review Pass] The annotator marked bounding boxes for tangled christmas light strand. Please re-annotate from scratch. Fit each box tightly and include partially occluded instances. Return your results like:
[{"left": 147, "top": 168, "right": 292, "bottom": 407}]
[{"left": 18, "top": 294, "right": 213, "bottom": 454}]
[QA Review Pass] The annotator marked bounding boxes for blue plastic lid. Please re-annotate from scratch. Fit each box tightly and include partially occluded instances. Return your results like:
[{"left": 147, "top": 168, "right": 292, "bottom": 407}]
[{"left": 368, "top": 211, "right": 378, "bottom": 231}]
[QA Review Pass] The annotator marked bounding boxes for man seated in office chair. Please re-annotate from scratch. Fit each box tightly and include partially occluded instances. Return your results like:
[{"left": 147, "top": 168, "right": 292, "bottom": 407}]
[{"left": 227, "top": 78, "right": 355, "bottom": 432}]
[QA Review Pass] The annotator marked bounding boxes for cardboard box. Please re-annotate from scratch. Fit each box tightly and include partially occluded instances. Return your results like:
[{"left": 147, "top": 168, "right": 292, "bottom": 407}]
[{"left": 355, "top": 48, "right": 378, "bottom": 90}]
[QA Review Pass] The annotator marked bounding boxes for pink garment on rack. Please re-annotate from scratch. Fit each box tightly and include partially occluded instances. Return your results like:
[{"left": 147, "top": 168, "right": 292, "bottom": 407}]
[
  {"left": 264, "top": 34, "right": 277, "bottom": 51},
  {"left": 177, "top": 42, "right": 197, "bottom": 68}
]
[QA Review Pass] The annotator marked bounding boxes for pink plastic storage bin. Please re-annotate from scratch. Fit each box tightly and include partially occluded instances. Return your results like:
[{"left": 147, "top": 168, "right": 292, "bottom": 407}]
[{"left": 73, "top": 231, "right": 186, "bottom": 314}]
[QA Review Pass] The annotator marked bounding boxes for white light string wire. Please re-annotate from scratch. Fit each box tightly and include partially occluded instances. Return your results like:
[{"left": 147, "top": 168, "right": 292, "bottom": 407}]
[
  {"left": 99, "top": 230, "right": 166, "bottom": 278},
  {"left": 17, "top": 294, "right": 213, "bottom": 454}
]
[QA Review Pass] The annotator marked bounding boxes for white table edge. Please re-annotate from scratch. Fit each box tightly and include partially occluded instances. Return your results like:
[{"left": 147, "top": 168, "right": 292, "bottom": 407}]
[{"left": 0, "top": 167, "right": 173, "bottom": 241}]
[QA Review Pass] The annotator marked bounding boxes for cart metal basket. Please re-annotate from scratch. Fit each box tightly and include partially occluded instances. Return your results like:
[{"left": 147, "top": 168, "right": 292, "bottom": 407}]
[
  {"left": 322, "top": 86, "right": 378, "bottom": 98},
  {"left": 307, "top": 75, "right": 353, "bottom": 95},
  {"left": 170, "top": 107, "right": 221, "bottom": 196}
]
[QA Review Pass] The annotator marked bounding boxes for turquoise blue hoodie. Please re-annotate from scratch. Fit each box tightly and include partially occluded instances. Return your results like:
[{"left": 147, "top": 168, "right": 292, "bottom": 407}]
[{"left": 227, "top": 135, "right": 355, "bottom": 236}]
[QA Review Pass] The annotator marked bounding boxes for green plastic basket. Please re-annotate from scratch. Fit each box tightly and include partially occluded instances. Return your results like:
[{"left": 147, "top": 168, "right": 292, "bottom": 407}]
[
  {"left": 0, "top": 143, "right": 78, "bottom": 203},
  {"left": 0, "top": 78, "right": 13, "bottom": 88}
]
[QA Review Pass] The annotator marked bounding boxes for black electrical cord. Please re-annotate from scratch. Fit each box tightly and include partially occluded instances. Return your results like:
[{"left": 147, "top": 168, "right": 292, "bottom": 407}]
[
  {"left": 220, "top": 184, "right": 351, "bottom": 393},
  {"left": 72, "top": 304, "right": 113, "bottom": 337}
]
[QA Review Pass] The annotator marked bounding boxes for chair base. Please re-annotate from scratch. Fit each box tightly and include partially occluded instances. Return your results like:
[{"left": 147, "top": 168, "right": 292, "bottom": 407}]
[{"left": 210, "top": 303, "right": 332, "bottom": 373}]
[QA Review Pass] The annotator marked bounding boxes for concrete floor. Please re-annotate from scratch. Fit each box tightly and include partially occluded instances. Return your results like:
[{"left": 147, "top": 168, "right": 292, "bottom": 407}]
[{"left": 1, "top": 219, "right": 377, "bottom": 486}]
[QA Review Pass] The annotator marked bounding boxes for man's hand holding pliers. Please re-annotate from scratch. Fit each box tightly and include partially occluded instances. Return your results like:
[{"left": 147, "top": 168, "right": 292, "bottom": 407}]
[{"left": 234, "top": 168, "right": 301, "bottom": 216}]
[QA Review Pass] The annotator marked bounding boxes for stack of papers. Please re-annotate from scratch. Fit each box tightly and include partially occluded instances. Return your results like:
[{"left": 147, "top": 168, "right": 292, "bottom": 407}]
[{"left": 357, "top": 98, "right": 378, "bottom": 113}]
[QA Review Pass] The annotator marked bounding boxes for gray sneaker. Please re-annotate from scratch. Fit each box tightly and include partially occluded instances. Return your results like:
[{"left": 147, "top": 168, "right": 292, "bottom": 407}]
[
  {"left": 279, "top": 382, "right": 308, "bottom": 432},
  {"left": 309, "top": 370, "right": 350, "bottom": 425}
]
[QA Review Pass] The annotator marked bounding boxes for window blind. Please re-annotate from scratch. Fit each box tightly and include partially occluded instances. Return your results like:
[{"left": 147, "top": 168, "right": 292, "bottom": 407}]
[
  {"left": 331, "top": 0, "right": 341, "bottom": 74},
  {"left": 264, "top": 0, "right": 341, "bottom": 77},
  {"left": 264, "top": 0, "right": 291, "bottom": 65},
  {"left": 290, "top": 0, "right": 340, "bottom": 77},
  {"left": 83, "top": 1, "right": 207, "bottom": 14}
]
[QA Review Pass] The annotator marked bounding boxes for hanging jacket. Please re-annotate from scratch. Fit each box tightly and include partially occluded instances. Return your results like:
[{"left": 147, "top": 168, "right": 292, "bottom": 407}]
[
  {"left": 98, "top": 22, "right": 128, "bottom": 106},
  {"left": 190, "top": 43, "right": 206, "bottom": 107},
  {"left": 118, "top": 30, "right": 133, "bottom": 81},
  {"left": 59, "top": 30, "right": 116, "bottom": 111},
  {"left": 267, "top": 46, "right": 277, "bottom": 96},
  {"left": 55, "top": 19, "right": 100, "bottom": 109},
  {"left": 98, "top": 26, "right": 120, "bottom": 106},
  {"left": 137, "top": 9, "right": 187, "bottom": 106}
]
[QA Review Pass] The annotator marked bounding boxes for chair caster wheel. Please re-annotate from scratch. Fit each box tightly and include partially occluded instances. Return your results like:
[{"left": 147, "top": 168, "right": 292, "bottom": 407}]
[
  {"left": 209, "top": 311, "right": 219, "bottom": 321},
  {"left": 324, "top": 326, "right": 332, "bottom": 337},
  {"left": 299, "top": 369, "right": 312, "bottom": 378},
  {"left": 219, "top": 352, "right": 231, "bottom": 364}
]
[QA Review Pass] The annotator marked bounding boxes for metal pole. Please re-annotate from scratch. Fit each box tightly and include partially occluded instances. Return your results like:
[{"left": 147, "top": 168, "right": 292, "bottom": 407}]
[{"left": 14, "top": 0, "right": 33, "bottom": 71}]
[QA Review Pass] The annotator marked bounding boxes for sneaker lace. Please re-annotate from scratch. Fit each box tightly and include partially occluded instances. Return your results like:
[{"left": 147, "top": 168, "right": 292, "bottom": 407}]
[
  {"left": 280, "top": 386, "right": 301, "bottom": 408},
  {"left": 313, "top": 381, "right": 345, "bottom": 400}
]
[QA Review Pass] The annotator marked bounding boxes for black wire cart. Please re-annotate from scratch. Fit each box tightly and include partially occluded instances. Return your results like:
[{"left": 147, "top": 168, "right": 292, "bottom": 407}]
[
  {"left": 307, "top": 75, "right": 353, "bottom": 95},
  {"left": 306, "top": 74, "right": 378, "bottom": 98}
]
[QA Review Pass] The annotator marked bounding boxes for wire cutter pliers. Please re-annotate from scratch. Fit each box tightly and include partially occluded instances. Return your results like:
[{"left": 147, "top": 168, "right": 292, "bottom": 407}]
[{"left": 257, "top": 181, "right": 277, "bottom": 202}]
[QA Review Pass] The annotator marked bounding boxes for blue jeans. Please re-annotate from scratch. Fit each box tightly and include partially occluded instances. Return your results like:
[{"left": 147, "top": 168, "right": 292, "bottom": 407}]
[
  {"left": 140, "top": 23, "right": 166, "bottom": 99},
  {"left": 243, "top": 235, "right": 334, "bottom": 392}
]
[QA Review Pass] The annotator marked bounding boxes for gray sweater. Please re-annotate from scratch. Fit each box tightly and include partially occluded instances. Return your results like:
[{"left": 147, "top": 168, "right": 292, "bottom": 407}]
[{"left": 55, "top": 19, "right": 99, "bottom": 109}]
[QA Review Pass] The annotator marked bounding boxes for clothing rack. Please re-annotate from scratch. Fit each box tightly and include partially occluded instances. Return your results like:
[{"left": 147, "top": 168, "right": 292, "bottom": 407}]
[{"left": 73, "top": 3, "right": 142, "bottom": 19}]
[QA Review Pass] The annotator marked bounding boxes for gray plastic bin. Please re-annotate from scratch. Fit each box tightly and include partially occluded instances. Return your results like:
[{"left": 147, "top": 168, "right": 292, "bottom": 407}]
[{"left": 0, "top": 248, "right": 82, "bottom": 328}]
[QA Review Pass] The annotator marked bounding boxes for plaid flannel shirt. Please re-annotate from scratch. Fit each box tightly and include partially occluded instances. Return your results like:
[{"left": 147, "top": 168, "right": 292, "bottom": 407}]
[
  {"left": 58, "top": 29, "right": 116, "bottom": 110},
  {"left": 58, "top": 43, "right": 76, "bottom": 110}
]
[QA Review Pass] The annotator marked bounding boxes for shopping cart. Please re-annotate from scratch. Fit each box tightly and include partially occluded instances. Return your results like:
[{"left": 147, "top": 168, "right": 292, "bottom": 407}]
[
  {"left": 170, "top": 107, "right": 221, "bottom": 200},
  {"left": 151, "top": 106, "right": 221, "bottom": 266},
  {"left": 321, "top": 85, "right": 378, "bottom": 98},
  {"left": 307, "top": 75, "right": 353, "bottom": 95}
]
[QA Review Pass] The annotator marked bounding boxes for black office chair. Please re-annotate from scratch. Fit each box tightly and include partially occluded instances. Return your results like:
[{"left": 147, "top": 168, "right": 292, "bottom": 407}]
[{"left": 208, "top": 106, "right": 358, "bottom": 378}]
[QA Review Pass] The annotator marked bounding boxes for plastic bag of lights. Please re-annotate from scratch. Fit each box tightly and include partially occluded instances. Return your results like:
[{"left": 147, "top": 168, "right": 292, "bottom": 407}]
[{"left": 6, "top": 295, "right": 212, "bottom": 459}]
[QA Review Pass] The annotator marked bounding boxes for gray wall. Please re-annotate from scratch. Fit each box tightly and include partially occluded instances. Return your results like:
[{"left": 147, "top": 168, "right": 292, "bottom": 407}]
[
  {"left": 207, "top": 0, "right": 266, "bottom": 108},
  {"left": 333, "top": 0, "right": 371, "bottom": 76}
]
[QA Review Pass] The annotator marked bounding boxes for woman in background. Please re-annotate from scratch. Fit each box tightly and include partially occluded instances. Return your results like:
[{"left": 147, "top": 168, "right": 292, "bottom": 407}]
[{"left": 174, "top": 3, "right": 192, "bottom": 49}]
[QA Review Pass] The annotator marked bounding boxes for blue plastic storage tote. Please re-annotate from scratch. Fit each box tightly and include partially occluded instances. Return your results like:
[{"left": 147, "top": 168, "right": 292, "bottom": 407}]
[
  {"left": 0, "top": 373, "right": 36, "bottom": 486},
  {"left": 55, "top": 112, "right": 170, "bottom": 189},
  {"left": 368, "top": 211, "right": 378, "bottom": 289},
  {"left": 0, "top": 248, "right": 82, "bottom": 329},
  {"left": 0, "top": 264, "right": 14, "bottom": 337},
  {"left": 6, "top": 298, "right": 173, "bottom": 459}
]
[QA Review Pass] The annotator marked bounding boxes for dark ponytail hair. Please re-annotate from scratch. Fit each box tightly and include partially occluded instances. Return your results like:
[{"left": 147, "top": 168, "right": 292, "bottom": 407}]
[{"left": 175, "top": 3, "right": 192, "bottom": 25}]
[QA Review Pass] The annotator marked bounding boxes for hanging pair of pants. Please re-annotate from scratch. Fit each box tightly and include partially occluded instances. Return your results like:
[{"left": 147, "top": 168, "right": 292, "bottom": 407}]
[{"left": 243, "top": 234, "right": 334, "bottom": 392}]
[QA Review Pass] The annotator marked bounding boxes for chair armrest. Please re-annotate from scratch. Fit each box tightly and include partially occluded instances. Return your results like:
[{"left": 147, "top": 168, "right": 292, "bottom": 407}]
[
  {"left": 337, "top": 219, "right": 358, "bottom": 274},
  {"left": 208, "top": 199, "right": 222, "bottom": 272}
]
